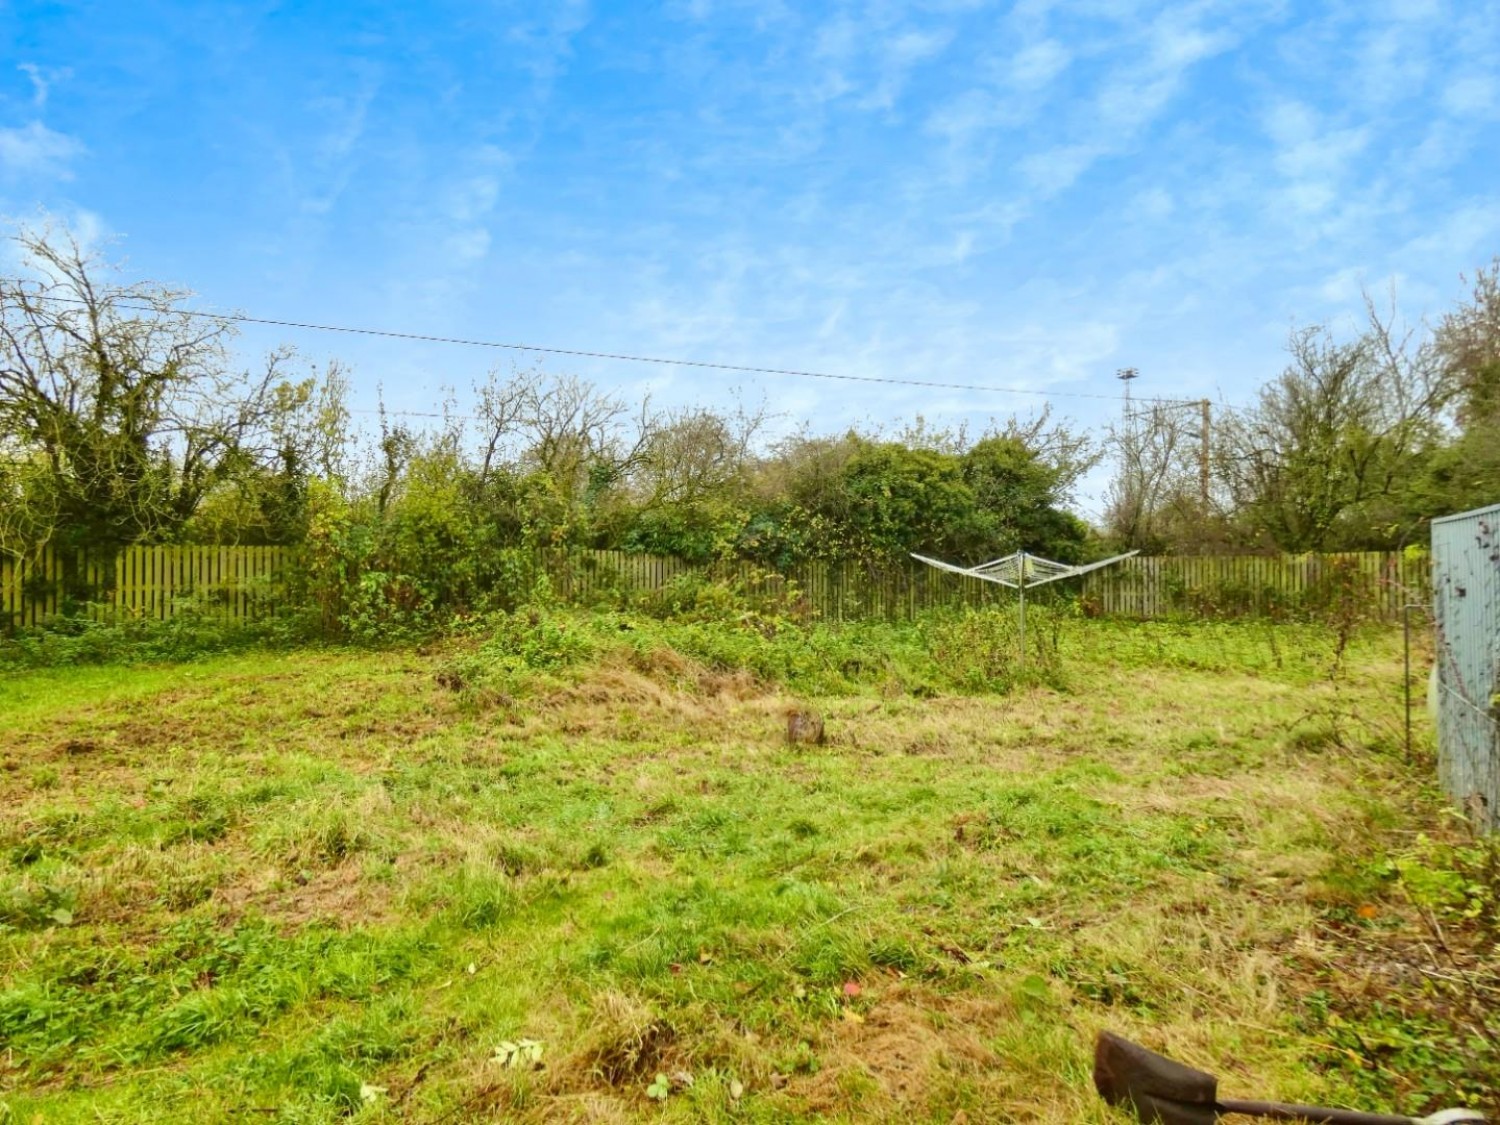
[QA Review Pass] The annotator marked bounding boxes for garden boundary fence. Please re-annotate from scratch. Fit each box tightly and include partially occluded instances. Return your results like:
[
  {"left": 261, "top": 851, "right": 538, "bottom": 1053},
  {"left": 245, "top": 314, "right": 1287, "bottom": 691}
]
[
  {"left": 1077, "top": 551, "right": 1429, "bottom": 621},
  {"left": 0, "top": 546, "right": 293, "bottom": 630},
  {"left": 1, "top": 545, "right": 1428, "bottom": 630}
]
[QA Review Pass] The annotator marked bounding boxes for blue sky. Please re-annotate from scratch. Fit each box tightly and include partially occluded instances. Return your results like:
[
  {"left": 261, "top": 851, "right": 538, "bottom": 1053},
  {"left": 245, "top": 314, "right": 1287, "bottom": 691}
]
[{"left": 2, "top": 0, "right": 1498, "bottom": 513}]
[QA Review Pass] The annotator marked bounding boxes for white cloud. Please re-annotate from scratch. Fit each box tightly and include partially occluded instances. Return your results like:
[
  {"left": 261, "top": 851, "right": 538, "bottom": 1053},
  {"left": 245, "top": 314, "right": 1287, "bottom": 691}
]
[
  {"left": 1318, "top": 266, "right": 1368, "bottom": 304},
  {"left": 448, "top": 175, "right": 501, "bottom": 224},
  {"left": 1019, "top": 142, "right": 1102, "bottom": 195},
  {"left": 859, "top": 28, "right": 956, "bottom": 110},
  {"left": 430, "top": 145, "right": 511, "bottom": 267},
  {"left": 889, "top": 29, "right": 952, "bottom": 69},
  {"left": 1399, "top": 201, "right": 1500, "bottom": 263},
  {"left": 294, "top": 72, "right": 381, "bottom": 215},
  {"left": 1354, "top": 26, "right": 1428, "bottom": 106},
  {"left": 18, "top": 63, "right": 71, "bottom": 109},
  {"left": 1096, "top": 16, "right": 1236, "bottom": 134},
  {"left": 1442, "top": 73, "right": 1497, "bottom": 118},
  {"left": 445, "top": 228, "right": 492, "bottom": 262},
  {"left": 1380, "top": 0, "right": 1442, "bottom": 23},
  {"left": 507, "top": 0, "right": 591, "bottom": 87},
  {"left": 1408, "top": 119, "right": 1469, "bottom": 172},
  {"left": 0, "top": 121, "right": 83, "bottom": 180},
  {"left": 928, "top": 5, "right": 1246, "bottom": 203},
  {"left": 0, "top": 207, "right": 110, "bottom": 270},
  {"left": 308, "top": 75, "right": 378, "bottom": 166},
  {"left": 1130, "top": 187, "right": 1174, "bottom": 220},
  {"left": 1009, "top": 39, "right": 1070, "bottom": 91},
  {"left": 65, "top": 207, "right": 108, "bottom": 252},
  {"left": 925, "top": 89, "right": 1007, "bottom": 142},
  {"left": 797, "top": 12, "right": 956, "bottom": 112},
  {"left": 1262, "top": 99, "right": 1370, "bottom": 214}
]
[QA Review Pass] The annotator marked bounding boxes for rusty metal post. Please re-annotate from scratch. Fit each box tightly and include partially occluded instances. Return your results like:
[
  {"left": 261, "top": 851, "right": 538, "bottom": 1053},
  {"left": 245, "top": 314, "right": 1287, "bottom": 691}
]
[{"left": 1404, "top": 602, "right": 1414, "bottom": 762}]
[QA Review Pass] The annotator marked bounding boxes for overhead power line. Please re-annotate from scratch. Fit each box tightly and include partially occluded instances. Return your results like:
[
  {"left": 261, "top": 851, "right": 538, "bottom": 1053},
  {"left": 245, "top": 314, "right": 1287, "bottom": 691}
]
[{"left": 24, "top": 293, "right": 1201, "bottom": 405}]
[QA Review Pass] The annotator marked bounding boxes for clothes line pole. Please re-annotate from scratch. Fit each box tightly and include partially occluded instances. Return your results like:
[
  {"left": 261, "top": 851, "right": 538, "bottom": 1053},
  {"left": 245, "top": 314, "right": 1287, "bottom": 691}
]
[{"left": 1018, "top": 551, "right": 1027, "bottom": 675}]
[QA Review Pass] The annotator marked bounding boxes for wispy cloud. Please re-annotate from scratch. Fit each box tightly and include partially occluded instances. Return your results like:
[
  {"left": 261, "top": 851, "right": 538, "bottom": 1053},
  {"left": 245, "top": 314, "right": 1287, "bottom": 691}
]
[
  {"left": 0, "top": 206, "right": 109, "bottom": 270},
  {"left": 1009, "top": 39, "right": 1070, "bottom": 91},
  {"left": 298, "top": 70, "right": 381, "bottom": 215},
  {"left": 1262, "top": 99, "right": 1371, "bottom": 214},
  {"left": 923, "top": 1, "right": 1253, "bottom": 216},
  {"left": 1442, "top": 73, "right": 1498, "bottom": 118},
  {"left": 0, "top": 121, "right": 83, "bottom": 180},
  {"left": 436, "top": 145, "right": 510, "bottom": 264},
  {"left": 506, "top": 0, "right": 592, "bottom": 99},
  {"left": 17, "top": 63, "right": 71, "bottom": 109},
  {"left": 1017, "top": 9, "right": 1242, "bottom": 199}
]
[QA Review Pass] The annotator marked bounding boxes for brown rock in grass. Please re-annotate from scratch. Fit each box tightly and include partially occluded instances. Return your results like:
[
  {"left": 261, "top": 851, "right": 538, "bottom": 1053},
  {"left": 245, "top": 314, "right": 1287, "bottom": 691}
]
[{"left": 786, "top": 708, "right": 825, "bottom": 747}]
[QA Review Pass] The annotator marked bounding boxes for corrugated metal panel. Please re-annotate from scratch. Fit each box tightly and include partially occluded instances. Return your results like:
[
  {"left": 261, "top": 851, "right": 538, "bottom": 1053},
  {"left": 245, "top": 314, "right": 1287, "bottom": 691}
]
[{"left": 1431, "top": 502, "right": 1500, "bottom": 833}]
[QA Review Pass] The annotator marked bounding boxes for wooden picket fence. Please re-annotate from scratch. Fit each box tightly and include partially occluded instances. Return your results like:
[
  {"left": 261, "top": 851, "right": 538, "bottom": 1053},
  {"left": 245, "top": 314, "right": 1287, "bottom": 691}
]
[
  {"left": 1, "top": 545, "right": 294, "bottom": 630},
  {"left": 541, "top": 550, "right": 1012, "bottom": 621},
  {"left": 476, "top": 548, "right": 1432, "bottom": 623},
  {"left": 1077, "top": 551, "right": 1429, "bottom": 621},
  {"left": 1, "top": 544, "right": 1430, "bottom": 631}
]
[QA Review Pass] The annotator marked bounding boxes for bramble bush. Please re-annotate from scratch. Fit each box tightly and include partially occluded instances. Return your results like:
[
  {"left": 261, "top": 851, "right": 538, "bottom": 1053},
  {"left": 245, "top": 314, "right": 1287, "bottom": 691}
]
[
  {"left": 923, "top": 604, "right": 1067, "bottom": 692},
  {"left": 0, "top": 604, "right": 310, "bottom": 669}
]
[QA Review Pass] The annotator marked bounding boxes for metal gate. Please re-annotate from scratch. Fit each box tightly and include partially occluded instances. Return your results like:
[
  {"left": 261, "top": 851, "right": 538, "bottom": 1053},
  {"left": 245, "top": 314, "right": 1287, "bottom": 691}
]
[{"left": 1432, "top": 503, "right": 1500, "bottom": 833}]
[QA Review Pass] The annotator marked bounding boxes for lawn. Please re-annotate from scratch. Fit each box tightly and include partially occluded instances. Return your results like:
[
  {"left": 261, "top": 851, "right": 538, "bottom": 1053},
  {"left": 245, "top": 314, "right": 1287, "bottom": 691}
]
[{"left": 1, "top": 614, "right": 1495, "bottom": 1123}]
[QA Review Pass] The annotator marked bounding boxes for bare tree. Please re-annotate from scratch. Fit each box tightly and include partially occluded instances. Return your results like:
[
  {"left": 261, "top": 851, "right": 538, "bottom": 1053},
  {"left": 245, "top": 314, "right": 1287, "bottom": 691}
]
[
  {"left": 181, "top": 356, "right": 353, "bottom": 545},
  {"left": 631, "top": 400, "right": 767, "bottom": 511},
  {"left": 0, "top": 225, "right": 312, "bottom": 557},
  {"left": 521, "top": 373, "right": 654, "bottom": 494},
  {"left": 1104, "top": 402, "right": 1198, "bottom": 550},
  {"left": 1216, "top": 299, "right": 1445, "bottom": 551},
  {"left": 473, "top": 365, "right": 529, "bottom": 485},
  {"left": 1435, "top": 258, "right": 1500, "bottom": 425},
  {"left": 471, "top": 369, "right": 657, "bottom": 498}
]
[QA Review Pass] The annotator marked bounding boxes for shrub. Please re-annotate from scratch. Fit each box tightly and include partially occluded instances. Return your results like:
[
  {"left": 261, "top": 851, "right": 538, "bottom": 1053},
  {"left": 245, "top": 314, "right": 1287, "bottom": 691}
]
[
  {"left": 923, "top": 605, "right": 1067, "bottom": 691},
  {"left": 0, "top": 604, "right": 309, "bottom": 669}
]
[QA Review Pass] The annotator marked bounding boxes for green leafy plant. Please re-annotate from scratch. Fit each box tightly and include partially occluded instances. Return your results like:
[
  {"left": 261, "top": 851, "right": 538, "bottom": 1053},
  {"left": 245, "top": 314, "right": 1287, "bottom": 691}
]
[{"left": 493, "top": 1038, "right": 545, "bottom": 1070}]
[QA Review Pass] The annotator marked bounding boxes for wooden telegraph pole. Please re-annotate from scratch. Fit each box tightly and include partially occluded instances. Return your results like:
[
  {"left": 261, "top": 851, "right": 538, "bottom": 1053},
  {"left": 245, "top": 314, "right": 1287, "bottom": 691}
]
[{"left": 1198, "top": 398, "right": 1211, "bottom": 508}]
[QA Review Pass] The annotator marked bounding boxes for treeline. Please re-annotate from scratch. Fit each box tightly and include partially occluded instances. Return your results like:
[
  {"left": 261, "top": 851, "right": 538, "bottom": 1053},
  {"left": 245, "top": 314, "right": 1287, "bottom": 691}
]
[
  {"left": 3, "top": 226, "right": 1499, "bottom": 630},
  {"left": 1107, "top": 278, "right": 1500, "bottom": 554}
]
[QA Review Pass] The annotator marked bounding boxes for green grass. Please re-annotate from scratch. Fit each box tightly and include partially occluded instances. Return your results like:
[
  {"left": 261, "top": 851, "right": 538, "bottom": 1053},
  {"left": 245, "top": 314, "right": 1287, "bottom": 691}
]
[{"left": 0, "top": 611, "right": 1494, "bottom": 1123}]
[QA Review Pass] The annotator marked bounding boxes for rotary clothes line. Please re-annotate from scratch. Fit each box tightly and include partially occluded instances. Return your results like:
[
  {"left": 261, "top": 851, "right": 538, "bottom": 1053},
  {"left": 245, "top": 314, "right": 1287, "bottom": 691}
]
[{"left": 910, "top": 549, "right": 1141, "bottom": 670}]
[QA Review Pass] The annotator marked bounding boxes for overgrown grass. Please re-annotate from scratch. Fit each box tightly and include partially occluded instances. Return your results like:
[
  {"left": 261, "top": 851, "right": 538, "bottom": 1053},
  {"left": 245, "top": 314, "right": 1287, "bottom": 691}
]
[
  {"left": 0, "top": 604, "right": 315, "bottom": 670},
  {"left": 432, "top": 601, "right": 1348, "bottom": 700},
  {"left": 0, "top": 614, "right": 1493, "bottom": 1123}
]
